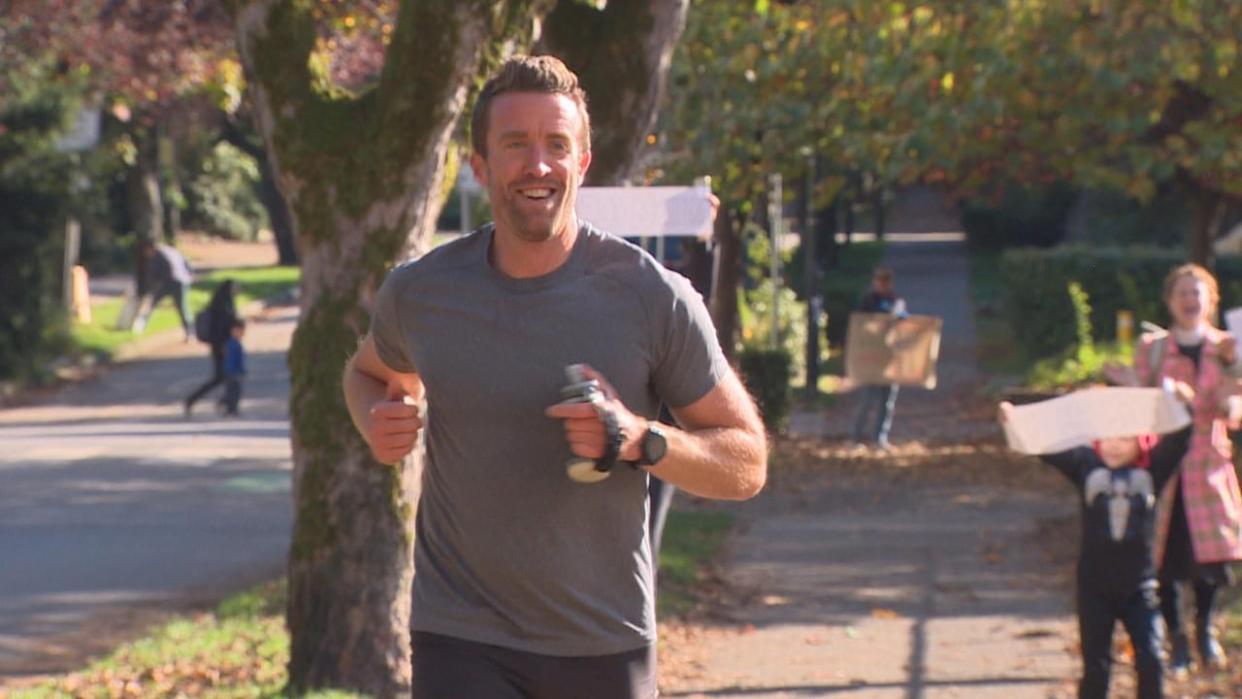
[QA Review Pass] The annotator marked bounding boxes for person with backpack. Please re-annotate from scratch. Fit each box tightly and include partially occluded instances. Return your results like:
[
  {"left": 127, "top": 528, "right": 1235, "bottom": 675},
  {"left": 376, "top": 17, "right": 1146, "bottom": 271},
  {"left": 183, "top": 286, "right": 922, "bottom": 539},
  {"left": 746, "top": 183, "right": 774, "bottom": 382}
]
[
  {"left": 1127, "top": 264, "right": 1242, "bottom": 675},
  {"left": 184, "top": 279, "right": 238, "bottom": 417}
]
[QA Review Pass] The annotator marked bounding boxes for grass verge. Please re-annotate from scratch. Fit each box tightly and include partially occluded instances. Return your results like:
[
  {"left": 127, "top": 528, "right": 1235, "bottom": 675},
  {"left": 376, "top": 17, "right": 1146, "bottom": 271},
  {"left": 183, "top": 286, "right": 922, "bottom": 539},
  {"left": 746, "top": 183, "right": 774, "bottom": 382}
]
[
  {"left": 11, "top": 511, "right": 735, "bottom": 698},
  {"left": 71, "top": 266, "right": 300, "bottom": 359},
  {"left": 657, "top": 510, "right": 736, "bottom": 617},
  {"left": 9, "top": 580, "right": 297, "bottom": 698}
]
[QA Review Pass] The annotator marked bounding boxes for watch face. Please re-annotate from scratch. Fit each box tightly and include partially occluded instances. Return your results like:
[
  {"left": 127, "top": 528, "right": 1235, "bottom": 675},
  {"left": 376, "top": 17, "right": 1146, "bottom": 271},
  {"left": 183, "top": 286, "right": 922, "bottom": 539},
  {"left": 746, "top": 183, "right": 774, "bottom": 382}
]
[{"left": 643, "top": 425, "right": 668, "bottom": 465}]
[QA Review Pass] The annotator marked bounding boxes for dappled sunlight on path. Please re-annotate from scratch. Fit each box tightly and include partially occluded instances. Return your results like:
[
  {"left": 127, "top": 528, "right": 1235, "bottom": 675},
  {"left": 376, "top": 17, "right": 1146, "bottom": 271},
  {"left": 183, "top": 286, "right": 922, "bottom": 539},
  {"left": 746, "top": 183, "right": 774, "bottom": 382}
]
[{"left": 660, "top": 227, "right": 1084, "bottom": 698}]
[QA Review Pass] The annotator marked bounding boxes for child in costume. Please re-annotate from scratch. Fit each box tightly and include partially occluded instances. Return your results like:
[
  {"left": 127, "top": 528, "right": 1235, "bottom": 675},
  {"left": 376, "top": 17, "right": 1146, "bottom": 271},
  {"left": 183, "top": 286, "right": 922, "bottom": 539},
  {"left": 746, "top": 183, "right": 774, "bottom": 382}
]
[{"left": 999, "top": 397, "right": 1192, "bottom": 699}]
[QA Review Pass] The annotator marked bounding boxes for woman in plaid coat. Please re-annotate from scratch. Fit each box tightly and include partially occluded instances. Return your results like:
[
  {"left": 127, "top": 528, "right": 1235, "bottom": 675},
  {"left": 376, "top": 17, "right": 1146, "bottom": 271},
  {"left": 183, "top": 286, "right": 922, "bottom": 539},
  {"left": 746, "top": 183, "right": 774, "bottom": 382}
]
[{"left": 1133, "top": 263, "right": 1242, "bottom": 675}]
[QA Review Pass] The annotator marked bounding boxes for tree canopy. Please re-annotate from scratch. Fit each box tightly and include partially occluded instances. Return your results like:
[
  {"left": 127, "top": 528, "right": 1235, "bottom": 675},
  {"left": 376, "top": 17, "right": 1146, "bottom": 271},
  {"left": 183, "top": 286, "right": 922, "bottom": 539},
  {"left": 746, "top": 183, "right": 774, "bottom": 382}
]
[{"left": 659, "top": 0, "right": 1241, "bottom": 258}]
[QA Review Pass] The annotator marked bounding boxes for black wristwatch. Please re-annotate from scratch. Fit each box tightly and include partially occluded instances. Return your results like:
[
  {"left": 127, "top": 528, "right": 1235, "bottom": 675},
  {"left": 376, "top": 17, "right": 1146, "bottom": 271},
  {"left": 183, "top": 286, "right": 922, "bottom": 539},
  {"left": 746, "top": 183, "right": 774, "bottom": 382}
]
[{"left": 637, "top": 422, "right": 668, "bottom": 467}]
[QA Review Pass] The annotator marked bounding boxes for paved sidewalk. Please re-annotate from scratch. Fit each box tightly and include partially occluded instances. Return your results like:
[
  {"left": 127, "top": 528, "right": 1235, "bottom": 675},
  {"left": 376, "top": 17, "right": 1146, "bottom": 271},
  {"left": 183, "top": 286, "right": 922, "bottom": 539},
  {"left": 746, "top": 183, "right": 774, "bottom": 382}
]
[
  {"left": 0, "top": 306, "right": 297, "bottom": 678},
  {"left": 666, "top": 218, "right": 1080, "bottom": 698}
]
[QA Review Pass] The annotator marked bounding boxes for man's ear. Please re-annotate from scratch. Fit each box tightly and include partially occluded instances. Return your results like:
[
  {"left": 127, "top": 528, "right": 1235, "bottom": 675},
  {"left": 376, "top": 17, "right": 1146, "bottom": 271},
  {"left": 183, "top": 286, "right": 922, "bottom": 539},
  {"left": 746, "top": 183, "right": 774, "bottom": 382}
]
[
  {"left": 469, "top": 152, "right": 488, "bottom": 187},
  {"left": 578, "top": 147, "right": 592, "bottom": 178}
]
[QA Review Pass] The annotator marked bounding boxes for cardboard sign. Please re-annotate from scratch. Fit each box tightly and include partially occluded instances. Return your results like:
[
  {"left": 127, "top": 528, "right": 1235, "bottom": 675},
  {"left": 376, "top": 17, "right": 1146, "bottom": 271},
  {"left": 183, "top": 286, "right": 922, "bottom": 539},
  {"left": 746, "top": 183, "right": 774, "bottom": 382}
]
[
  {"left": 1002, "top": 387, "right": 1191, "bottom": 455},
  {"left": 575, "top": 186, "right": 713, "bottom": 238},
  {"left": 845, "top": 313, "right": 943, "bottom": 389}
]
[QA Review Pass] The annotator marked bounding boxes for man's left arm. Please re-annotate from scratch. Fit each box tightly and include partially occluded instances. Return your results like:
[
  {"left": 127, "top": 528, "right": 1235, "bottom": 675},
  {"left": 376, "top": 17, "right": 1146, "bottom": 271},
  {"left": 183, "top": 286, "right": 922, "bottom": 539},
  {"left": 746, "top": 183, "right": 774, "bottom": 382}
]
[{"left": 546, "top": 366, "right": 767, "bottom": 501}]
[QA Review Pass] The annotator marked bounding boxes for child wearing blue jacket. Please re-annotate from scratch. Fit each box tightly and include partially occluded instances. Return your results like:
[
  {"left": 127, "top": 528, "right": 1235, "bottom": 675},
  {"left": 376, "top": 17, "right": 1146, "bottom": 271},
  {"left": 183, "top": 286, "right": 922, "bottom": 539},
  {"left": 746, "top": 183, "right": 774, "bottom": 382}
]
[{"left": 219, "top": 319, "right": 246, "bottom": 416}]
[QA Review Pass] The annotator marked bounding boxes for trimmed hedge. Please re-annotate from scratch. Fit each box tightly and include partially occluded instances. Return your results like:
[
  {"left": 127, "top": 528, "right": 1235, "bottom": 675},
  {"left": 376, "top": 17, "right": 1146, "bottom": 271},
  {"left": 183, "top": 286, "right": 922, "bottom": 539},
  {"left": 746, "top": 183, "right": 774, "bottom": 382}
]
[
  {"left": 739, "top": 346, "right": 793, "bottom": 433},
  {"left": 961, "top": 183, "right": 1077, "bottom": 250},
  {"left": 998, "top": 246, "right": 1242, "bottom": 359}
]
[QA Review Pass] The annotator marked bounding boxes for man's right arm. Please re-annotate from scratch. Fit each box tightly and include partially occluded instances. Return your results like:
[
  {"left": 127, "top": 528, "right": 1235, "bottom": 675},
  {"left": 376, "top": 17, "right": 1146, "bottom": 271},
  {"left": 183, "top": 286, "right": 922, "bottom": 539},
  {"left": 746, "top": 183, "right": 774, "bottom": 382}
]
[{"left": 343, "top": 333, "right": 424, "bottom": 464}]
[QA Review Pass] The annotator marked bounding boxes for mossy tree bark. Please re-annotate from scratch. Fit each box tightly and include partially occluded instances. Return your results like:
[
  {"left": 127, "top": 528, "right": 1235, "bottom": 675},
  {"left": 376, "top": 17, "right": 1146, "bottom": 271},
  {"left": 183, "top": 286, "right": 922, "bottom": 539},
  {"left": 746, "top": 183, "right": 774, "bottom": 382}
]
[
  {"left": 230, "top": 1, "right": 543, "bottom": 695},
  {"left": 230, "top": 0, "right": 687, "bottom": 694}
]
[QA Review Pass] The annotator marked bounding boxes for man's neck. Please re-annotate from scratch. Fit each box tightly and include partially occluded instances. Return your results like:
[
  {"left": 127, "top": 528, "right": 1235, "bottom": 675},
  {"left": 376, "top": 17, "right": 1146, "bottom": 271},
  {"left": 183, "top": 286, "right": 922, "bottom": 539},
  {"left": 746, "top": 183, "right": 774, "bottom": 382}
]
[{"left": 490, "top": 221, "right": 579, "bottom": 279}]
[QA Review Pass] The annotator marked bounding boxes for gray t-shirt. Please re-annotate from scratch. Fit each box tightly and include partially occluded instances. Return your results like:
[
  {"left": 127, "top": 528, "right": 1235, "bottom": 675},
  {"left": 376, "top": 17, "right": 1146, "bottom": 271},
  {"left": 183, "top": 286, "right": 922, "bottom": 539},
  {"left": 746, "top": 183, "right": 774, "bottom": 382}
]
[{"left": 371, "top": 222, "right": 728, "bottom": 656}]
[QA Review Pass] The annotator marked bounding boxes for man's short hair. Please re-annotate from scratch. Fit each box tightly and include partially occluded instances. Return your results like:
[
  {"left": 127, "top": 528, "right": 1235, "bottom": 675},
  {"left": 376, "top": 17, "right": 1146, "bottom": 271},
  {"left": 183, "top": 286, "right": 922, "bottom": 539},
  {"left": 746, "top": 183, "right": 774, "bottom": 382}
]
[{"left": 470, "top": 54, "right": 591, "bottom": 157}]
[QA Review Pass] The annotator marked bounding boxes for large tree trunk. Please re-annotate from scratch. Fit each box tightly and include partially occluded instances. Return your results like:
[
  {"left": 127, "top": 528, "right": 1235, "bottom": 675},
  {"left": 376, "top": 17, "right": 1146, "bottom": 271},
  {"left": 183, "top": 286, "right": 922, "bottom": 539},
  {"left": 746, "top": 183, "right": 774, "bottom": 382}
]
[
  {"left": 540, "top": 0, "right": 689, "bottom": 185},
  {"left": 233, "top": 2, "right": 543, "bottom": 695}
]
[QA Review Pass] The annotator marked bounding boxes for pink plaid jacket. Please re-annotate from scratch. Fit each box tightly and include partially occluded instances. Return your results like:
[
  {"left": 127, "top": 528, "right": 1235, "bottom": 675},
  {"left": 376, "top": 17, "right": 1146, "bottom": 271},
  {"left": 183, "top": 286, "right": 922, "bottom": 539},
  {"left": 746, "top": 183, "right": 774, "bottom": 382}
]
[{"left": 1136, "top": 327, "right": 1242, "bottom": 565}]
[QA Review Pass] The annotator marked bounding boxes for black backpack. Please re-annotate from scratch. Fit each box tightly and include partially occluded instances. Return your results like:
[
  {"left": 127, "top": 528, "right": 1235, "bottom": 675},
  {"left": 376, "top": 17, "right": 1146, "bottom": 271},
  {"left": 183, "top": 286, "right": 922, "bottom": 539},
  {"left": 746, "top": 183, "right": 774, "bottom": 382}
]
[{"left": 193, "top": 307, "right": 214, "bottom": 343}]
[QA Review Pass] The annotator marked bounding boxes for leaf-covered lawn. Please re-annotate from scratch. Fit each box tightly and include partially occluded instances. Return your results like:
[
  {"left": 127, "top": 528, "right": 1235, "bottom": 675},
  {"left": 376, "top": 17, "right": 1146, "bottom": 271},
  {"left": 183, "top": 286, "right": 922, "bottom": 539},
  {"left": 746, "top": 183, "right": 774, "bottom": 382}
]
[{"left": 9, "top": 510, "right": 734, "bottom": 698}]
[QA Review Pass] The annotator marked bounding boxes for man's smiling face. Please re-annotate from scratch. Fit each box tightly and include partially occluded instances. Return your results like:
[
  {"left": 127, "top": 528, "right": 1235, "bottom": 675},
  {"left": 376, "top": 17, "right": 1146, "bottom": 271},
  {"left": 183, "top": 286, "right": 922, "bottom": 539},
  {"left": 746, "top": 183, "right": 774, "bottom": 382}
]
[{"left": 471, "top": 91, "right": 591, "bottom": 244}]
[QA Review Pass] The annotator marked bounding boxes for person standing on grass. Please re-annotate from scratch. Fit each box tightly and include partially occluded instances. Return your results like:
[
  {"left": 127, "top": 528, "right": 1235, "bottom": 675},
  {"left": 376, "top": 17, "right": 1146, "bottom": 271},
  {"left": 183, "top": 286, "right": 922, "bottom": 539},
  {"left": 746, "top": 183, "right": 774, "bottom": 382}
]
[
  {"left": 185, "top": 279, "right": 238, "bottom": 417},
  {"left": 851, "top": 266, "right": 907, "bottom": 449},
  {"left": 342, "top": 55, "right": 767, "bottom": 699}
]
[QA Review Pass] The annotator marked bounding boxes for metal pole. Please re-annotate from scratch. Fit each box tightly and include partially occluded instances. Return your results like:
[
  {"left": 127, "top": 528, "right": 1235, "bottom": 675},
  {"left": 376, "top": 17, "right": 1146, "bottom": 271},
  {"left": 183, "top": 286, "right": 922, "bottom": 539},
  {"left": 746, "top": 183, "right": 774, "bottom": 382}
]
[
  {"left": 800, "top": 155, "right": 819, "bottom": 397},
  {"left": 768, "top": 173, "right": 782, "bottom": 349}
]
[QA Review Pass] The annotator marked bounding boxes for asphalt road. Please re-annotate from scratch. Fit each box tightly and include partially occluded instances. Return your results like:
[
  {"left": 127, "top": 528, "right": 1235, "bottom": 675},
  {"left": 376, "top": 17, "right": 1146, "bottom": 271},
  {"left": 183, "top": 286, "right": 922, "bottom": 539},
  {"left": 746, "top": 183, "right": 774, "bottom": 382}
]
[{"left": 0, "top": 306, "right": 297, "bottom": 678}]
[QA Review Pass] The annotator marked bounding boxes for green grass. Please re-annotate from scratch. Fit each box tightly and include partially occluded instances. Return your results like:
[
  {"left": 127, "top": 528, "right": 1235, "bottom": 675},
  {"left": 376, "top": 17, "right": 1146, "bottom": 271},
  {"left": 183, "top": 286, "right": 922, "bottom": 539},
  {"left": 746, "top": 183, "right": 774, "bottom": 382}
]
[
  {"left": 13, "top": 511, "right": 734, "bottom": 697},
  {"left": 71, "top": 266, "right": 300, "bottom": 358},
  {"left": 10, "top": 580, "right": 295, "bottom": 698},
  {"left": 657, "top": 510, "right": 736, "bottom": 616}
]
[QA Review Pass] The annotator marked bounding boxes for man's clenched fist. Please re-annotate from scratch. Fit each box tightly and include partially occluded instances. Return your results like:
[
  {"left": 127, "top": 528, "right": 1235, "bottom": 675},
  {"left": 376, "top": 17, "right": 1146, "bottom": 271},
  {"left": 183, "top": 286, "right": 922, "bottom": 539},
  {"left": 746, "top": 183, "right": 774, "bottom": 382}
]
[{"left": 367, "top": 388, "right": 422, "bottom": 464}]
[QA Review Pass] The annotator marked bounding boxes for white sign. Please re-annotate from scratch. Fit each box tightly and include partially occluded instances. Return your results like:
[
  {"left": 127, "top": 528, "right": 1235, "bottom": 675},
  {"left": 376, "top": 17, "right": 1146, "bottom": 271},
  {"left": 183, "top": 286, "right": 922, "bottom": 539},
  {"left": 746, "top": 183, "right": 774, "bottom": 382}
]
[
  {"left": 1002, "top": 387, "right": 1190, "bottom": 455},
  {"left": 456, "top": 165, "right": 482, "bottom": 195},
  {"left": 575, "top": 186, "right": 713, "bottom": 238},
  {"left": 54, "top": 107, "right": 101, "bottom": 153}
]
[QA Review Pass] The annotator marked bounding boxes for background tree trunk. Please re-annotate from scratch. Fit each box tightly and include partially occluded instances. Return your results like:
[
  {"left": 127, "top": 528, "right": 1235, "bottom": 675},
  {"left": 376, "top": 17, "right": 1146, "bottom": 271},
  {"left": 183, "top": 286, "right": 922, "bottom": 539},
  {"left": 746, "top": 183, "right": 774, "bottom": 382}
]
[
  {"left": 221, "top": 116, "right": 299, "bottom": 265},
  {"left": 1187, "top": 187, "right": 1224, "bottom": 268},
  {"left": 127, "top": 126, "right": 164, "bottom": 294},
  {"left": 540, "top": 0, "right": 689, "bottom": 185},
  {"left": 158, "top": 126, "right": 181, "bottom": 243},
  {"left": 257, "top": 155, "right": 299, "bottom": 265},
  {"left": 710, "top": 210, "right": 744, "bottom": 362}
]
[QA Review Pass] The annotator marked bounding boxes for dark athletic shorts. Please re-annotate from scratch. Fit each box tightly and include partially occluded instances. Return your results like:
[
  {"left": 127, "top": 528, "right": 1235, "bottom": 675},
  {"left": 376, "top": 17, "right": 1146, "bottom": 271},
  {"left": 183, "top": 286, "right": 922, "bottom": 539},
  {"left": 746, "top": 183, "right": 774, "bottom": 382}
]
[{"left": 410, "top": 631, "right": 658, "bottom": 699}]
